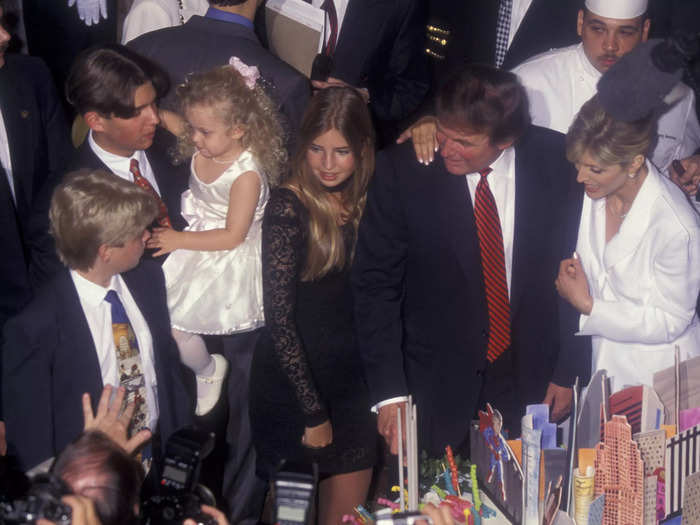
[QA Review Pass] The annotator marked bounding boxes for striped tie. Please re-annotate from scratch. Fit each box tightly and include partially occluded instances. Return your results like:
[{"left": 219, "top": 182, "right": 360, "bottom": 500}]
[
  {"left": 473, "top": 168, "right": 511, "bottom": 362},
  {"left": 130, "top": 158, "right": 172, "bottom": 228}
]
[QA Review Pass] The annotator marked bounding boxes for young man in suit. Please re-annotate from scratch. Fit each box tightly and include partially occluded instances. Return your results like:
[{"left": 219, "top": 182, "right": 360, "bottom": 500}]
[
  {"left": 26, "top": 43, "right": 190, "bottom": 279},
  {"left": 2, "top": 169, "right": 193, "bottom": 472},
  {"left": 353, "top": 65, "right": 588, "bottom": 457},
  {"left": 128, "top": 0, "right": 309, "bottom": 155}
]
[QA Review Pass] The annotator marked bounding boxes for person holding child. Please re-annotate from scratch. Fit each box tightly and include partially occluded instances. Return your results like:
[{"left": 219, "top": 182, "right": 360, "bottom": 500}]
[
  {"left": 146, "top": 59, "right": 285, "bottom": 524},
  {"left": 250, "top": 87, "right": 378, "bottom": 524}
]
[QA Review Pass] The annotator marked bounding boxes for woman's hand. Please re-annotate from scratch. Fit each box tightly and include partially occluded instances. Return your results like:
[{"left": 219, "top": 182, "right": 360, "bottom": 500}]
[
  {"left": 301, "top": 420, "right": 333, "bottom": 448},
  {"left": 396, "top": 116, "right": 438, "bottom": 165},
  {"left": 148, "top": 227, "right": 182, "bottom": 256},
  {"left": 555, "top": 256, "right": 593, "bottom": 315},
  {"left": 420, "top": 503, "right": 456, "bottom": 525}
]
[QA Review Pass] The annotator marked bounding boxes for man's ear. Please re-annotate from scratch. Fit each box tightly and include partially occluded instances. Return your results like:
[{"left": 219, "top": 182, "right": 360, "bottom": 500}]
[
  {"left": 496, "top": 138, "right": 515, "bottom": 152},
  {"left": 97, "top": 243, "right": 112, "bottom": 264},
  {"left": 641, "top": 18, "right": 651, "bottom": 42},
  {"left": 84, "top": 111, "right": 107, "bottom": 132},
  {"left": 576, "top": 9, "right": 584, "bottom": 37}
]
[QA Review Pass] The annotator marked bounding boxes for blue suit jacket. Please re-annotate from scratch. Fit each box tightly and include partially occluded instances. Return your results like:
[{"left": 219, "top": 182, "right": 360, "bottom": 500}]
[
  {"left": 352, "top": 125, "right": 589, "bottom": 454},
  {"left": 2, "top": 260, "right": 194, "bottom": 470}
]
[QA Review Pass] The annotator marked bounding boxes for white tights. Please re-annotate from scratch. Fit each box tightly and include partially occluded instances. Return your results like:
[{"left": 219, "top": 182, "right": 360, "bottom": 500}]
[{"left": 171, "top": 328, "right": 215, "bottom": 377}]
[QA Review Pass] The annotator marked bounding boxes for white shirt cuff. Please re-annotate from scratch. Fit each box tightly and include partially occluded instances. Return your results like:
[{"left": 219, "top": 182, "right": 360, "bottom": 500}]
[{"left": 371, "top": 396, "right": 409, "bottom": 413}]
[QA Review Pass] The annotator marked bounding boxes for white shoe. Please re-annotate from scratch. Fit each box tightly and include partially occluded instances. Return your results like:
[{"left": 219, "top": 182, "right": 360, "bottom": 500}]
[{"left": 195, "top": 354, "right": 229, "bottom": 416}]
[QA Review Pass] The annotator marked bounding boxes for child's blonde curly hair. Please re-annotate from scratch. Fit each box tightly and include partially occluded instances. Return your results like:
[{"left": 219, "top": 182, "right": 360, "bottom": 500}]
[{"left": 175, "top": 64, "right": 287, "bottom": 185}]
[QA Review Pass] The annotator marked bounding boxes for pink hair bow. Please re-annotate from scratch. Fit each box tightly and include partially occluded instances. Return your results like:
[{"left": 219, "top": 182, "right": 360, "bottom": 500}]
[{"left": 228, "top": 56, "right": 261, "bottom": 90}]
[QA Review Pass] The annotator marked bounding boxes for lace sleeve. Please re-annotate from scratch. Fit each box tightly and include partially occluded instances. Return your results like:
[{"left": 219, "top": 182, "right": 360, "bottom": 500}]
[{"left": 261, "top": 188, "right": 328, "bottom": 426}]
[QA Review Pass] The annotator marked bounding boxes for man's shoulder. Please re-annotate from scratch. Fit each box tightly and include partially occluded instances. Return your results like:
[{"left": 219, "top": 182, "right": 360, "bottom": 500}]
[
  {"left": 513, "top": 43, "right": 580, "bottom": 79},
  {"left": 517, "top": 125, "right": 566, "bottom": 150},
  {"left": 3, "top": 53, "right": 50, "bottom": 79},
  {"left": 5, "top": 269, "right": 73, "bottom": 330}
]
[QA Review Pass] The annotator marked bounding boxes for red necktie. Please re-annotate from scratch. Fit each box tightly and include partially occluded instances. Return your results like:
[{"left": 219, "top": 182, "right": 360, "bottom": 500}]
[
  {"left": 130, "top": 158, "right": 172, "bottom": 228},
  {"left": 321, "top": 0, "right": 339, "bottom": 56},
  {"left": 473, "top": 168, "right": 511, "bottom": 362}
]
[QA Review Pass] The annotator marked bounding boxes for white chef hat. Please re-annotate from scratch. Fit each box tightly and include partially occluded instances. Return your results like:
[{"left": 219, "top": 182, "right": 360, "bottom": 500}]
[{"left": 585, "top": 0, "right": 648, "bottom": 19}]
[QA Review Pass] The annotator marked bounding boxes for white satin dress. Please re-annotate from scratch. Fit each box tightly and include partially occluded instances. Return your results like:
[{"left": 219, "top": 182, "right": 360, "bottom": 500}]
[{"left": 163, "top": 149, "right": 268, "bottom": 334}]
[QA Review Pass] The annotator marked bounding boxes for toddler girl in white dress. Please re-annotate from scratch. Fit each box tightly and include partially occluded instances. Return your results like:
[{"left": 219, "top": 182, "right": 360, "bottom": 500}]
[{"left": 149, "top": 59, "right": 286, "bottom": 414}]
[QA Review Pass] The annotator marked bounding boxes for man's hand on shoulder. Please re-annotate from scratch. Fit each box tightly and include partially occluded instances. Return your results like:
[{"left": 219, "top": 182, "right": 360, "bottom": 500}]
[
  {"left": 396, "top": 116, "right": 438, "bottom": 165},
  {"left": 542, "top": 382, "right": 573, "bottom": 423}
]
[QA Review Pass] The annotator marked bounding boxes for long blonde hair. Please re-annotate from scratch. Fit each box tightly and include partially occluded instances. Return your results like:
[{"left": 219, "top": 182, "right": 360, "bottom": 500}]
[
  {"left": 175, "top": 65, "right": 287, "bottom": 184},
  {"left": 286, "top": 87, "right": 375, "bottom": 281}
]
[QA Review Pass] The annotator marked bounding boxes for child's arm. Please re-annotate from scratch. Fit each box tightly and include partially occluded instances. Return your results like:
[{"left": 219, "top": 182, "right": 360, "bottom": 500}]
[
  {"left": 158, "top": 108, "right": 186, "bottom": 137},
  {"left": 149, "top": 171, "right": 261, "bottom": 256}
]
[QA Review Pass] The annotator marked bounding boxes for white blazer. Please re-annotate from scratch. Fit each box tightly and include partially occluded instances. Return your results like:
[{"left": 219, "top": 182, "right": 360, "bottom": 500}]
[{"left": 576, "top": 161, "right": 700, "bottom": 393}]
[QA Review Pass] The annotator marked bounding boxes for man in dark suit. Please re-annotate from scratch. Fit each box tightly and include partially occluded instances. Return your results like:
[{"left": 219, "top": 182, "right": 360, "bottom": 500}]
[
  {"left": 426, "top": 0, "right": 583, "bottom": 87},
  {"left": 128, "top": 0, "right": 309, "bottom": 154},
  {"left": 0, "top": 1, "right": 72, "bottom": 455},
  {"left": 309, "top": 0, "right": 431, "bottom": 145},
  {"left": 2, "top": 169, "right": 193, "bottom": 471},
  {"left": 0, "top": 3, "right": 71, "bottom": 326},
  {"left": 353, "top": 65, "right": 587, "bottom": 457}
]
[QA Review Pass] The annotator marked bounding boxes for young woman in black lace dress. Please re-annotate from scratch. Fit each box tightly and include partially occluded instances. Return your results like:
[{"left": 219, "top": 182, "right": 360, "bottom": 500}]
[{"left": 250, "top": 87, "right": 377, "bottom": 523}]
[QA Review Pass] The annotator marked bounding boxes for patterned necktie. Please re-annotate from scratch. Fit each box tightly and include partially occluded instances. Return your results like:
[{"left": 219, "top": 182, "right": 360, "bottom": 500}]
[
  {"left": 129, "top": 158, "right": 172, "bottom": 228},
  {"left": 473, "top": 168, "right": 511, "bottom": 362},
  {"left": 321, "top": 0, "right": 339, "bottom": 56},
  {"left": 104, "top": 290, "right": 150, "bottom": 436},
  {"left": 495, "top": 0, "right": 512, "bottom": 68}
]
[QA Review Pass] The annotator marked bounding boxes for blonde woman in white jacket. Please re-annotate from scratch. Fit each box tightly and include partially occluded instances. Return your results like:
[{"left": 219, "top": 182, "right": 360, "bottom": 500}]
[{"left": 556, "top": 95, "right": 700, "bottom": 393}]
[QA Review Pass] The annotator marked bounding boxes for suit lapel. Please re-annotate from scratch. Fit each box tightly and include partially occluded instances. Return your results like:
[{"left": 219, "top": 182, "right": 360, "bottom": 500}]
[
  {"left": 332, "top": 0, "right": 393, "bottom": 83},
  {"left": 55, "top": 271, "right": 104, "bottom": 396},
  {"left": 439, "top": 170, "right": 486, "bottom": 303},
  {"left": 510, "top": 143, "right": 549, "bottom": 318},
  {"left": 0, "top": 66, "right": 34, "bottom": 213},
  {"left": 604, "top": 166, "right": 658, "bottom": 269}
]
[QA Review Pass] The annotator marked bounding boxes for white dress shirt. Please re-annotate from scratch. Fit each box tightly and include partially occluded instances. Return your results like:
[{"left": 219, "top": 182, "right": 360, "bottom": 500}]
[
  {"left": 508, "top": 0, "right": 534, "bottom": 48},
  {"left": 88, "top": 130, "right": 162, "bottom": 196},
  {"left": 0, "top": 106, "right": 15, "bottom": 203},
  {"left": 374, "top": 147, "right": 517, "bottom": 412},
  {"left": 71, "top": 271, "right": 160, "bottom": 431}
]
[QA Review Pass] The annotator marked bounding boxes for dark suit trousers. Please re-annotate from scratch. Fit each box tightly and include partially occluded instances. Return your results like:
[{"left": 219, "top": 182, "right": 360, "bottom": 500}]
[
  {"left": 476, "top": 350, "right": 521, "bottom": 438},
  {"left": 221, "top": 329, "right": 266, "bottom": 525}
]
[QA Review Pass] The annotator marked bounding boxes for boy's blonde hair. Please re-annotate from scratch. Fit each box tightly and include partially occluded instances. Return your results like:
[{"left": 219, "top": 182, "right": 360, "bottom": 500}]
[{"left": 50, "top": 169, "right": 158, "bottom": 271}]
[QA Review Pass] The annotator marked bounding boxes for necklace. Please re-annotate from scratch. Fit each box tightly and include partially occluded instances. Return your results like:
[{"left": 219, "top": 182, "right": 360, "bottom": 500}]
[
  {"left": 209, "top": 154, "right": 238, "bottom": 165},
  {"left": 606, "top": 199, "right": 630, "bottom": 219}
]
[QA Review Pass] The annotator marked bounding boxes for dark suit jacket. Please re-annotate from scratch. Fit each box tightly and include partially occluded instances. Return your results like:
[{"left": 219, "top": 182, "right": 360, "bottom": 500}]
[
  {"left": 0, "top": 54, "right": 71, "bottom": 327},
  {"left": 128, "top": 15, "right": 310, "bottom": 152},
  {"left": 352, "top": 126, "right": 588, "bottom": 455},
  {"left": 330, "top": 0, "right": 430, "bottom": 142},
  {"left": 2, "top": 260, "right": 194, "bottom": 471},
  {"left": 428, "top": 0, "right": 583, "bottom": 87}
]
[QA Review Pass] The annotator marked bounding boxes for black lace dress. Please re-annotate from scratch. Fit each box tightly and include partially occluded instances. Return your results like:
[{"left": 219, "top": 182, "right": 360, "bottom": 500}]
[{"left": 250, "top": 188, "right": 377, "bottom": 478}]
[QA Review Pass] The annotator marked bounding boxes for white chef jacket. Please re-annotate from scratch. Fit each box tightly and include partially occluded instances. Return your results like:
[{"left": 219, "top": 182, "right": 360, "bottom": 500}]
[
  {"left": 575, "top": 161, "right": 700, "bottom": 393},
  {"left": 513, "top": 43, "right": 700, "bottom": 206}
]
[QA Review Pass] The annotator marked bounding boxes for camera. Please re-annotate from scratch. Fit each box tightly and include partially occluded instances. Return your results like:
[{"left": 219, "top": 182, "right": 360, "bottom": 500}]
[
  {"left": 140, "top": 427, "right": 217, "bottom": 525},
  {"left": 0, "top": 472, "right": 72, "bottom": 525},
  {"left": 273, "top": 461, "right": 317, "bottom": 525}
]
